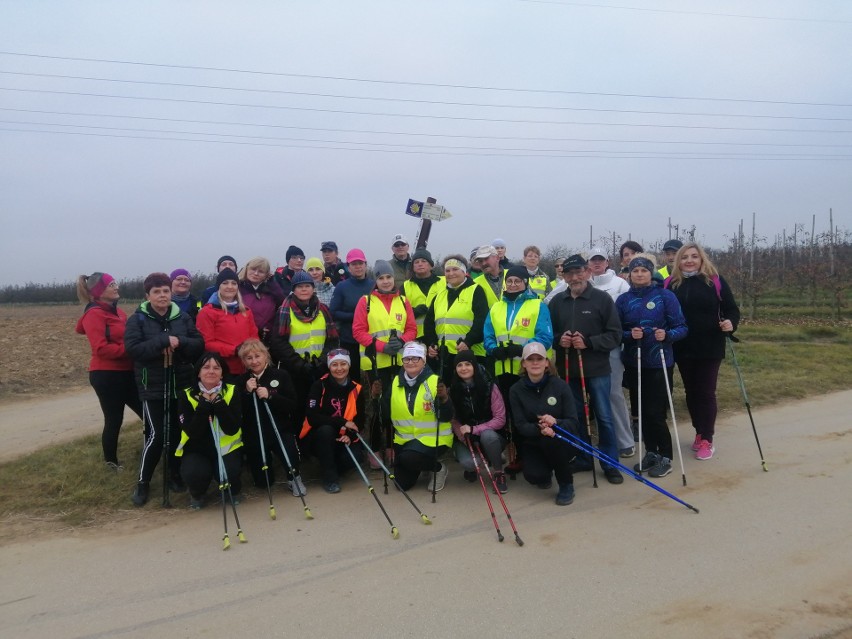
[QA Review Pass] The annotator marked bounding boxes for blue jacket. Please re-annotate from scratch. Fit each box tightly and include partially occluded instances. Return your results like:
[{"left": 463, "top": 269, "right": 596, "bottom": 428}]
[
  {"left": 483, "top": 289, "right": 553, "bottom": 353},
  {"left": 329, "top": 276, "right": 375, "bottom": 344},
  {"left": 615, "top": 285, "right": 687, "bottom": 369}
]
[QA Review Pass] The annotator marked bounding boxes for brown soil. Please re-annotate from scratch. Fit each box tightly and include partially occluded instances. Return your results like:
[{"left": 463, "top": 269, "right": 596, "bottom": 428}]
[{"left": 0, "top": 302, "right": 137, "bottom": 402}]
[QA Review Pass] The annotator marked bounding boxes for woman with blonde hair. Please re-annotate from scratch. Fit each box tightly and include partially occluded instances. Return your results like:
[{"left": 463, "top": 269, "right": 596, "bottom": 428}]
[
  {"left": 75, "top": 272, "right": 142, "bottom": 470},
  {"left": 238, "top": 257, "right": 284, "bottom": 344},
  {"left": 197, "top": 268, "right": 258, "bottom": 378},
  {"left": 665, "top": 242, "right": 740, "bottom": 460}
]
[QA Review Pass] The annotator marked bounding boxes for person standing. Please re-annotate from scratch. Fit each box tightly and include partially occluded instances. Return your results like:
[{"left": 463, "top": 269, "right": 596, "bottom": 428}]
[
  {"left": 76, "top": 272, "right": 143, "bottom": 470},
  {"left": 124, "top": 272, "right": 204, "bottom": 506},
  {"left": 509, "top": 343, "right": 580, "bottom": 506},
  {"left": 587, "top": 247, "right": 635, "bottom": 457},
  {"left": 306, "top": 256, "right": 336, "bottom": 307},
  {"left": 548, "top": 255, "right": 623, "bottom": 484},
  {"left": 618, "top": 241, "right": 643, "bottom": 280},
  {"left": 492, "top": 238, "right": 512, "bottom": 270},
  {"left": 196, "top": 269, "right": 259, "bottom": 378},
  {"left": 616, "top": 256, "right": 688, "bottom": 478},
  {"left": 237, "top": 257, "right": 285, "bottom": 344},
  {"left": 473, "top": 245, "right": 506, "bottom": 308},
  {"left": 666, "top": 242, "right": 740, "bottom": 460},
  {"left": 274, "top": 245, "right": 306, "bottom": 298},
  {"left": 522, "top": 245, "right": 552, "bottom": 300},
  {"left": 658, "top": 239, "right": 683, "bottom": 279},
  {"left": 402, "top": 248, "right": 444, "bottom": 340},
  {"left": 389, "top": 233, "right": 412, "bottom": 289},
  {"left": 320, "top": 240, "right": 349, "bottom": 285},
  {"left": 329, "top": 248, "right": 374, "bottom": 381},
  {"left": 169, "top": 269, "right": 198, "bottom": 321},
  {"left": 200, "top": 255, "right": 238, "bottom": 306}
]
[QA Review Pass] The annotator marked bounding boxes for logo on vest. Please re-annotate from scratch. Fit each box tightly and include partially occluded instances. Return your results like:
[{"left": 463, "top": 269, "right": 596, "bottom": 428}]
[
  {"left": 521, "top": 318, "right": 530, "bottom": 327},
  {"left": 396, "top": 313, "right": 403, "bottom": 321},
  {"left": 423, "top": 401, "right": 432, "bottom": 413}
]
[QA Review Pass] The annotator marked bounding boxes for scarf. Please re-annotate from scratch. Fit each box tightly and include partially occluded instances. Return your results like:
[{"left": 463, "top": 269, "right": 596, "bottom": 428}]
[{"left": 275, "top": 293, "right": 339, "bottom": 341}]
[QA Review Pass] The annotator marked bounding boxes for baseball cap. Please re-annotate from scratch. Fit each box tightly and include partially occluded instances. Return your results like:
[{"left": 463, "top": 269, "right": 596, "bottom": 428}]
[
  {"left": 321, "top": 241, "right": 338, "bottom": 252},
  {"left": 391, "top": 234, "right": 409, "bottom": 246},
  {"left": 473, "top": 245, "right": 497, "bottom": 260},
  {"left": 346, "top": 248, "right": 367, "bottom": 264},
  {"left": 588, "top": 247, "right": 607, "bottom": 259},
  {"left": 562, "top": 254, "right": 588, "bottom": 270},
  {"left": 663, "top": 239, "right": 683, "bottom": 252},
  {"left": 521, "top": 342, "right": 547, "bottom": 360}
]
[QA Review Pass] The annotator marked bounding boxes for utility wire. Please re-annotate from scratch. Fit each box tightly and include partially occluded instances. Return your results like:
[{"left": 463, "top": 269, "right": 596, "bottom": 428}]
[
  {"left": 4, "top": 119, "right": 848, "bottom": 158},
  {"left": 3, "top": 127, "right": 849, "bottom": 161},
  {"left": 0, "top": 51, "right": 848, "bottom": 107},
  {"left": 1, "top": 70, "right": 848, "bottom": 121},
  {"left": 3, "top": 107, "right": 848, "bottom": 148},
  {"left": 3, "top": 87, "right": 850, "bottom": 134}
]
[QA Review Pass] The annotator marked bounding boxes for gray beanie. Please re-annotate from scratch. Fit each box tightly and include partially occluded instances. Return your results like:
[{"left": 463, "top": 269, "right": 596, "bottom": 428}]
[{"left": 373, "top": 260, "right": 394, "bottom": 279}]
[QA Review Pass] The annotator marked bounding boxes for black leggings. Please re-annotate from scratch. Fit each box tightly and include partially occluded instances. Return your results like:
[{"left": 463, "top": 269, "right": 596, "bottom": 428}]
[
  {"left": 138, "top": 397, "right": 181, "bottom": 484},
  {"left": 393, "top": 443, "right": 447, "bottom": 491},
  {"left": 180, "top": 450, "right": 242, "bottom": 500},
  {"left": 623, "top": 366, "right": 673, "bottom": 458},
  {"left": 89, "top": 370, "right": 143, "bottom": 464}
]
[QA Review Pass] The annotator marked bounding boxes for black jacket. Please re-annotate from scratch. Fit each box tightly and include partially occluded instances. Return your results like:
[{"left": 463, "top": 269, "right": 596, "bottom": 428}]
[
  {"left": 239, "top": 366, "right": 299, "bottom": 435},
  {"left": 124, "top": 301, "right": 204, "bottom": 400},
  {"left": 509, "top": 374, "right": 580, "bottom": 441},
  {"left": 547, "top": 283, "right": 621, "bottom": 379},
  {"left": 670, "top": 275, "right": 740, "bottom": 360},
  {"left": 305, "top": 375, "right": 366, "bottom": 433},
  {"left": 177, "top": 384, "right": 242, "bottom": 459}
]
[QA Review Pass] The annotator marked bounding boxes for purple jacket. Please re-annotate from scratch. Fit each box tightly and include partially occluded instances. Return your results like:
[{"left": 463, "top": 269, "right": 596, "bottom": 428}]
[{"left": 239, "top": 279, "right": 285, "bottom": 339}]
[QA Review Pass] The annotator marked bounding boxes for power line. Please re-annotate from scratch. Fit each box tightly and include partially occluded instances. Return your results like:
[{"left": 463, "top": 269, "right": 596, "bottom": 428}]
[
  {"left": 0, "top": 51, "right": 848, "bottom": 108},
  {"left": 4, "top": 107, "right": 848, "bottom": 148},
  {"left": 4, "top": 87, "right": 850, "bottom": 134},
  {"left": 5, "top": 119, "right": 848, "bottom": 158},
  {"left": 3, "top": 127, "right": 850, "bottom": 161},
  {"left": 515, "top": 0, "right": 852, "bottom": 24},
  {"left": 1, "top": 70, "right": 848, "bottom": 121}
]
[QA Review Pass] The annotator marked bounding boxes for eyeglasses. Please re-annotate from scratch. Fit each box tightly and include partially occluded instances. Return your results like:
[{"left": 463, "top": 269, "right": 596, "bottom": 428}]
[
  {"left": 401, "top": 356, "right": 422, "bottom": 363},
  {"left": 393, "top": 243, "right": 408, "bottom": 248},
  {"left": 505, "top": 277, "right": 526, "bottom": 286}
]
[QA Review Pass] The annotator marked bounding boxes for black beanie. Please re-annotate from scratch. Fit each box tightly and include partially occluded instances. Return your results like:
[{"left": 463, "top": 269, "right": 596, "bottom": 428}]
[
  {"left": 453, "top": 350, "right": 476, "bottom": 368},
  {"left": 216, "top": 268, "right": 238, "bottom": 287},
  {"left": 217, "top": 255, "right": 237, "bottom": 271},
  {"left": 286, "top": 245, "right": 305, "bottom": 262},
  {"left": 506, "top": 265, "right": 530, "bottom": 282}
]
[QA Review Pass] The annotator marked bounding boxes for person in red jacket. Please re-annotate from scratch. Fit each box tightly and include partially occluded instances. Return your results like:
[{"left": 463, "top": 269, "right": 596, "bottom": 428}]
[
  {"left": 75, "top": 272, "right": 143, "bottom": 470},
  {"left": 196, "top": 269, "right": 258, "bottom": 378}
]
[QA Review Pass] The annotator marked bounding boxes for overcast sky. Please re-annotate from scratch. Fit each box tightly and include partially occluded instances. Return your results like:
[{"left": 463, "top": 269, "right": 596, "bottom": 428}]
[{"left": 1, "top": 1, "right": 850, "bottom": 286}]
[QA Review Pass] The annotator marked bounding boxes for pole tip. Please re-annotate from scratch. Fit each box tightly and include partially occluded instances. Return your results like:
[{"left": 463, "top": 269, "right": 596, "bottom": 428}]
[
  {"left": 391, "top": 527, "right": 400, "bottom": 539},
  {"left": 270, "top": 506, "right": 277, "bottom": 520},
  {"left": 515, "top": 535, "right": 524, "bottom": 547},
  {"left": 223, "top": 536, "right": 231, "bottom": 550},
  {"left": 238, "top": 531, "right": 247, "bottom": 543},
  {"left": 304, "top": 508, "right": 314, "bottom": 520},
  {"left": 421, "top": 514, "right": 432, "bottom": 525}
]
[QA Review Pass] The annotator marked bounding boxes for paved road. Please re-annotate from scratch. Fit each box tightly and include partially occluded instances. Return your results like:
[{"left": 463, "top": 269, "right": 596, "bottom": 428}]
[{"left": 1, "top": 391, "right": 850, "bottom": 638}]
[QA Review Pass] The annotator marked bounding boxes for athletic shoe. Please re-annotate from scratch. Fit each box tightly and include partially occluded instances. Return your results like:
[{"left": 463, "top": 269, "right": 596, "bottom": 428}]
[
  {"left": 692, "top": 434, "right": 702, "bottom": 452},
  {"left": 648, "top": 457, "right": 673, "bottom": 478},
  {"left": 463, "top": 470, "right": 477, "bottom": 483},
  {"left": 289, "top": 475, "right": 307, "bottom": 497},
  {"left": 426, "top": 463, "right": 449, "bottom": 492},
  {"left": 323, "top": 482, "right": 341, "bottom": 494},
  {"left": 189, "top": 497, "right": 204, "bottom": 510},
  {"left": 493, "top": 472, "right": 508, "bottom": 494},
  {"left": 633, "top": 452, "right": 659, "bottom": 473},
  {"left": 131, "top": 482, "right": 150, "bottom": 507},
  {"left": 555, "top": 483, "right": 575, "bottom": 506},
  {"left": 104, "top": 461, "right": 124, "bottom": 472},
  {"left": 695, "top": 439, "right": 715, "bottom": 461},
  {"left": 619, "top": 446, "right": 636, "bottom": 458},
  {"left": 603, "top": 467, "right": 624, "bottom": 485}
]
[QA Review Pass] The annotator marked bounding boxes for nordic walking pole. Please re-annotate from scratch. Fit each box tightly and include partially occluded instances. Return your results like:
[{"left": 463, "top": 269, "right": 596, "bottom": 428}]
[
  {"left": 358, "top": 436, "right": 431, "bottom": 524},
  {"left": 576, "top": 349, "right": 598, "bottom": 488},
  {"left": 208, "top": 416, "right": 246, "bottom": 548},
  {"left": 464, "top": 434, "right": 504, "bottom": 542},
  {"left": 659, "top": 350, "right": 688, "bottom": 487},
  {"left": 345, "top": 443, "right": 399, "bottom": 539},
  {"left": 423, "top": 372, "right": 441, "bottom": 504},
  {"left": 551, "top": 424, "right": 699, "bottom": 514},
  {"left": 471, "top": 438, "right": 524, "bottom": 546},
  {"left": 162, "top": 350, "right": 172, "bottom": 508},
  {"left": 369, "top": 354, "right": 389, "bottom": 495},
  {"left": 636, "top": 337, "right": 645, "bottom": 473},
  {"left": 251, "top": 392, "right": 276, "bottom": 520},
  {"left": 261, "top": 401, "right": 313, "bottom": 519},
  {"left": 727, "top": 337, "right": 768, "bottom": 472}
]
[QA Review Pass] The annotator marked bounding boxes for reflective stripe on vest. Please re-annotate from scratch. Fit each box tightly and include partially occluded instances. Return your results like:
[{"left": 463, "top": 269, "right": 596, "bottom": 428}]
[
  {"left": 489, "top": 298, "right": 540, "bottom": 375},
  {"left": 403, "top": 276, "right": 445, "bottom": 338},
  {"left": 433, "top": 285, "right": 485, "bottom": 356},
  {"left": 289, "top": 308, "right": 327, "bottom": 357},
  {"left": 176, "top": 384, "right": 243, "bottom": 457},
  {"left": 390, "top": 375, "right": 453, "bottom": 448},
  {"left": 529, "top": 273, "right": 549, "bottom": 300},
  {"left": 359, "top": 294, "right": 408, "bottom": 371}
]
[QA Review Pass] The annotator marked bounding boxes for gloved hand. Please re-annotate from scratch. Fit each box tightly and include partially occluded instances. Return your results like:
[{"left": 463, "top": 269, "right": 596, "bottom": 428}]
[
  {"left": 413, "top": 304, "right": 428, "bottom": 317},
  {"left": 365, "top": 338, "right": 377, "bottom": 358},
  {"left": 491, "top": 346, "right": 507, "bottom": 360},
  {"left": 384, "top": 336, "right": 404, "bottom": 355},
  {"left": 507, "top": 343, "right": 524, "bottom": 358}
]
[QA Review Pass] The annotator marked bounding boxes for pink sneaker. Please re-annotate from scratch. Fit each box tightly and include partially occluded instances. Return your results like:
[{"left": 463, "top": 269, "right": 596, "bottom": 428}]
[
  {"left": 691, "top": 434, "right": 702, "bottom": 451},
  {"left": 695, "top": 439, "right": 715, "bottom": 460}
]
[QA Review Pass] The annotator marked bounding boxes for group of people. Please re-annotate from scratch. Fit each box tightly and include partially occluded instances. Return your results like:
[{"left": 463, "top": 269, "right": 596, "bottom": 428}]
[{"left": 76, "top": 232, "right": 739, "bottom": 510}]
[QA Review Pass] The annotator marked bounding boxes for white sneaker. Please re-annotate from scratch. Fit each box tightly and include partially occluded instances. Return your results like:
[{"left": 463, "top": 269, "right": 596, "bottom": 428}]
[
  {"left": 426, "top": 463, "right": 449, "bottom": 492},
  {"left": 289, "top": 475, "right": 307, "bottom": 497}
]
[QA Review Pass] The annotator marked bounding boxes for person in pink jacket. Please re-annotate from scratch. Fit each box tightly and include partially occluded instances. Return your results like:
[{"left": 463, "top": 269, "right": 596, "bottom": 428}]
[
  {"left": 75, "top": 271, "right": 143, "bottom": 469},
  {"left": 196, "top": 268, "right": 258, "bottom": 378}
]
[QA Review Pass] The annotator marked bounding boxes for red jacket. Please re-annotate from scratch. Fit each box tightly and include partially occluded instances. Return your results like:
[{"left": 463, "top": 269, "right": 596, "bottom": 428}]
[
  {"left": 75, "top": 302, "right": 134, "bottom": 371},
  {"left": 352, "top": 289, "right": 417, "bottom": 351},
  {"left": 196, "top": 304, "right": 259, "bottom": 375}
]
